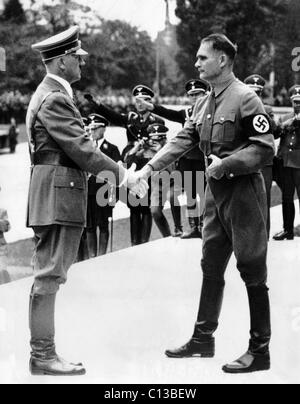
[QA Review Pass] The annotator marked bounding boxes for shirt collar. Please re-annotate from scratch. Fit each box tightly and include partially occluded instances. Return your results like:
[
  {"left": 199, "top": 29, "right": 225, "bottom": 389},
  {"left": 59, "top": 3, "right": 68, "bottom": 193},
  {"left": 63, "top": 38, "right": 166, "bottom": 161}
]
[
  {"left": 212, "top": 73, "right": 236, "bottom": 98},
  {"left": 46, "top": 73, "right": 73, "bottom": 99},
  {"left": 98, "top": 138, "right": 105, "bottom": 148}
]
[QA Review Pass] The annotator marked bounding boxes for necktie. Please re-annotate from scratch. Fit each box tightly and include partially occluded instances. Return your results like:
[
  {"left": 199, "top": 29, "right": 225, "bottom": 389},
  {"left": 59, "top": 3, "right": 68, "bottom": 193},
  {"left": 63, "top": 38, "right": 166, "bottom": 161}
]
[{"left": 199, "top": 89, "right": 216, "bottom": 157}]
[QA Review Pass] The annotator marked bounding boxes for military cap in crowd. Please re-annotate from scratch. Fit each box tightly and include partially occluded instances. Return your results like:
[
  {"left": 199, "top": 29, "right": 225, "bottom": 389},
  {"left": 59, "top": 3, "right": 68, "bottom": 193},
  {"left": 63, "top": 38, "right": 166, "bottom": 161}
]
[
  {"left": 82, "top": 117, "right": 90, "bottom": 127},
  {"left": 244, "top": 74, "right": 266, "bottom": 92},
  {"left": 132, "top": 85, "right": 155, "bottom": 99},
  {"left": 88, "top": 114, "right": 109, "bottom": 127},
  {"left": 289, "top": 85, "right": 300, "bottom": 102},
  {"left": 185, "top": 79, "right": 210, "bottom": 95},
  {"left": 147, "top": 124, "right": 169, "bottom": 141},
  {"left": 32, "top": 26, "right": 88, "bottom": 62},
  {"left": 0, "top": 47, "right": 6, "bottom": 72}
]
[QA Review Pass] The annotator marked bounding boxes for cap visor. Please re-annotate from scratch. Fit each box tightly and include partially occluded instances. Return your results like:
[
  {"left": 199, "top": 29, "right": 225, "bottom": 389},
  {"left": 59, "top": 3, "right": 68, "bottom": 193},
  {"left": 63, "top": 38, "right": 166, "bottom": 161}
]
[
  {"left": 188, "top": 90, "right": 205, "bottom": 95},
  {"left": 135, "top": 95, "right": 152, "bottom": 100},
  {"left": 75, "top": 48, "right": 88, "bottom": 56}
]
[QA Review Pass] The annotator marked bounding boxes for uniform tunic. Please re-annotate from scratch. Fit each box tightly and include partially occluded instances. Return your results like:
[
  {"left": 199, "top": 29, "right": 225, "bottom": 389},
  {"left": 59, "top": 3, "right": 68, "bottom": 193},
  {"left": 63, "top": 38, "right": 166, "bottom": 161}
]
[
  {"left": 26, "top": 76, "right": 126, "bottom": 294},
  {"left": 148, "top": 74, "right": 275, "bottom": 286}
]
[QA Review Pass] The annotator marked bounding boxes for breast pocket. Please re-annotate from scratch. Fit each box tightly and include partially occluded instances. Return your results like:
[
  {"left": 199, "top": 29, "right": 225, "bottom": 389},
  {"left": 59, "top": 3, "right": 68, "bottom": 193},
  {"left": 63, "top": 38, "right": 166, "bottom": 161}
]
[
  {"left": 54, "top": 176, "right": 87, "bottom": 225},
  {"left": 212, "top": 111, "right": 236, "bottom": 142}
]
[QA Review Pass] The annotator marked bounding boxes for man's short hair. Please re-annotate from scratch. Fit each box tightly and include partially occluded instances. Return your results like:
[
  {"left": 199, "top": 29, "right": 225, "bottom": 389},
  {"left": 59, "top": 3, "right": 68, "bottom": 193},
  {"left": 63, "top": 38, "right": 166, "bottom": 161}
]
[{"left": 201, "top": 34, "right": 238, "bottom": 61}]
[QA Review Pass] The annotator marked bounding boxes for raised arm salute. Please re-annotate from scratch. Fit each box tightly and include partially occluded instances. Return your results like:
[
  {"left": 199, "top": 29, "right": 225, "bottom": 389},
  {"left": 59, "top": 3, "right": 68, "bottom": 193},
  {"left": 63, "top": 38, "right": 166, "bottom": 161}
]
[{"left": 138, "top": 34, "right": 275, "bottom": 375}]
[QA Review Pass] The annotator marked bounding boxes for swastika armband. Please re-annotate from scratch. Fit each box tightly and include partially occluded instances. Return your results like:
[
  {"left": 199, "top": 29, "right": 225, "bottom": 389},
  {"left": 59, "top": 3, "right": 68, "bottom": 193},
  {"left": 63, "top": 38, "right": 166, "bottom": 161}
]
[{"left": 242, "top": 114, "right": 271, "bottom": 137}]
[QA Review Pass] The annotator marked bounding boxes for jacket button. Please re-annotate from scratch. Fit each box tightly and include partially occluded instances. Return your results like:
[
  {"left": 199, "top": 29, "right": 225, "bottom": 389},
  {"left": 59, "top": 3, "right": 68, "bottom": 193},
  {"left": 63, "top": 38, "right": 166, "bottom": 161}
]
[{"left": 70, "top": 182, "right": 75, "bottom": 188}]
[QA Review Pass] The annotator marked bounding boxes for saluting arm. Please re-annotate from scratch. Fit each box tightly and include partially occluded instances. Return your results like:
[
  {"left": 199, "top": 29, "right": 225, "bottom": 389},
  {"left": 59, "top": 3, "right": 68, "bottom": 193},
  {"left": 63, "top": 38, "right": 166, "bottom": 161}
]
[
  {"left": 41, "top": 94, "right": 126, "bottom": 186},
  {"left": 95, "top": 103, "right": 128, "bottom": 127},
  {"left": 152, "top": 105, "right": 186, "bottom": 125},
  {"left": 143, "top": 121, "right": 199, "bottom": 175}
]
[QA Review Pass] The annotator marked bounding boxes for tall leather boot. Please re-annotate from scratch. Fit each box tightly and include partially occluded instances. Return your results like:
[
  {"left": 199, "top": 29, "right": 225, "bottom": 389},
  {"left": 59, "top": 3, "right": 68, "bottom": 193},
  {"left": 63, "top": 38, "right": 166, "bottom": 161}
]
[
  {"left": 181, "top": 216, "right": 202, "bottom": 239},
  {"left": 273, "top": 202, "right": 295, "bottom": 240},
  {"left": 99, "top": 232, "right": 109, "bottom": 256},
  {"left": 165, "top": 279, "right": 224, "bottom": 358},
  {"left": 223, "top": 285, "right": 271, "bottom": 374},
  {"left": 29, "top": 289, "right": 86, "bottom": 376}
]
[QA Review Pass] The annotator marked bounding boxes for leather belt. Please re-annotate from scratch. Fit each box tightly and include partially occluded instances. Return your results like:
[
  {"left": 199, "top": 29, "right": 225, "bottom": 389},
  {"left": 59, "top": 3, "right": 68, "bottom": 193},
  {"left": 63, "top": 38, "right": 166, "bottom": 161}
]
[{"left": 32, "top": 151, "right": 80, "bottom": 170}]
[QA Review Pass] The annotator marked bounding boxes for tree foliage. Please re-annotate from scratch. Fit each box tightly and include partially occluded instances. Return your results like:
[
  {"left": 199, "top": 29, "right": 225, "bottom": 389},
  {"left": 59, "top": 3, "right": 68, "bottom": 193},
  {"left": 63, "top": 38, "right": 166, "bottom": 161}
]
[
  {"left": 175, "top": 0, "right": 289, "bottom": 86},
  {"left": 1, "top": 0, "right": 26, "bottom": 24},
  {"left": 76, "top": 20, "right": 156, "bottom": 92},
  {"left": 0, "top": 1, "right": 156, "bottom": 95}
]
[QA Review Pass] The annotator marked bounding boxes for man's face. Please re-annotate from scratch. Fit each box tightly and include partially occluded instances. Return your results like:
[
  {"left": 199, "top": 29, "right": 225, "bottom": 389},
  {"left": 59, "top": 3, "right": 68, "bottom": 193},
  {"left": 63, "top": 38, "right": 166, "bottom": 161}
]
[
  {"left": 293, "top": 100, "right": 300, "bottom": 116},
  {"left": 195, "top": 42, "right": 223, "bottom": 82},
  {"left": 91, "top": 125, "right": 106, "bottom": 141},
  {"left": 63, "top": 54, "right": 86, "bottom": 84},
  {"left": 188, "top": 91, "right": 206, "bottom": 106},
  {"left": 135, "top": 97, "right": 151, "bottom": 114}
]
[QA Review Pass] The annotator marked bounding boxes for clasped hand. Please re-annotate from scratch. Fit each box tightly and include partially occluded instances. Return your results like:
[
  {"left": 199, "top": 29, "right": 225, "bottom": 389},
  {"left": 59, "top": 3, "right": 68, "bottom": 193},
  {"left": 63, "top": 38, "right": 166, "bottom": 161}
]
[{"left": 125, "top": 163, "right": 149, "bottom": 198}]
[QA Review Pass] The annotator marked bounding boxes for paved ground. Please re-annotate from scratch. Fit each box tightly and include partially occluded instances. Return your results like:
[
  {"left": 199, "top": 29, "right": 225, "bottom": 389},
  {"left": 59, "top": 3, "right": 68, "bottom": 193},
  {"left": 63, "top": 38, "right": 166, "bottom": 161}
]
[{"left": 0, "top": 213, "right": 299, "bottom": 384}]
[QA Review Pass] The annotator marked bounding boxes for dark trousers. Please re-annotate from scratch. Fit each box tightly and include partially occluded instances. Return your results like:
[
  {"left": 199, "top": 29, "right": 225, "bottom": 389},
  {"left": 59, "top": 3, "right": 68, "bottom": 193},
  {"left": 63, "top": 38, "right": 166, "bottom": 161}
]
[
  {"left": 196, "top": 174, "right": 271, "bottom": 352},
  {"left": 281, "top": 167, "right": 300, "bottom": 233},
  {"left": 262, "top": 166, "right": 273, "bottom": 237},
  {"left": 32, "top": 225, "right": 83, "bottom": 295}
]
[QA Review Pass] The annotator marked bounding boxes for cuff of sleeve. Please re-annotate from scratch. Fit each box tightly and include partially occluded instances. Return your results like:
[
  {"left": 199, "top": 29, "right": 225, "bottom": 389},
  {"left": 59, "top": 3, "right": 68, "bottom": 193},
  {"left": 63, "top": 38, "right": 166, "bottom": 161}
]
[
  {"left": 221, "top": 159, "right": 236, "bottom": 179},
  {"left": 118, "top": 166, "right": 128, "bottom": 187},
  {"left": 144, "top": 164, "right": 154, "bottom": 178}
]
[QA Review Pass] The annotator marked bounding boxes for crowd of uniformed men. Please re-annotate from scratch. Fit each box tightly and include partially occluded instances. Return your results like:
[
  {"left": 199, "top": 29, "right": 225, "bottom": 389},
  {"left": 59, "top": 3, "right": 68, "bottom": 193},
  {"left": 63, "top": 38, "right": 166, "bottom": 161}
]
[{"left": 1, "top": 25, "right": 300, "bottom": 377}]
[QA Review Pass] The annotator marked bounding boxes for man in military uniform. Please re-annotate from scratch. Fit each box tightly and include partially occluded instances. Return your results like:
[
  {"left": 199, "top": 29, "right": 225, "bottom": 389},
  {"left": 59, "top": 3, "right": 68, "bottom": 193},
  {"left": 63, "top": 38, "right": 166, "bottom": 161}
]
[
  {"left": 138, "top": 34, "right": 275, "bottom": 374},
  {"left": 244, "top": 75, "right": 277, "bottom": 238},
  {"left": 273, "top": 85, "right": 300, "bottom": 241},
  {"left": 137, "top": 79, "right": 210, "bottom": 239},
  {"left": 85, "top": 114, "right": 121, "bottom": 257},
  {"left": 26, "top": 26, "right": 147, "bottom": 376}
]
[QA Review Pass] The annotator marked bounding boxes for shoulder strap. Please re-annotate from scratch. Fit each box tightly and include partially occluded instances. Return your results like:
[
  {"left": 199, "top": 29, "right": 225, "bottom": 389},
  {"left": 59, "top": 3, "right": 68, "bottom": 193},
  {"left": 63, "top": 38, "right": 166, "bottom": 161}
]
[{"left": 27, "top": 90, "right": 62, "bottom": 163}]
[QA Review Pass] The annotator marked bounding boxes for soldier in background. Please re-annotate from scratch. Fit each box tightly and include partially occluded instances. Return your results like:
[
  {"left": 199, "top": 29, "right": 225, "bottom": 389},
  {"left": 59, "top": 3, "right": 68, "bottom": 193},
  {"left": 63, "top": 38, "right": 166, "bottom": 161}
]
[
  {"left": 86, "top": 86, "right": 182, "bottom": 244},
  {"left": 124, "top": 123, "right": 175, "bottom": 238},
  {"left": 273, "top": 85, "right": 300, "bottom": 241},
  {"left": 86, "top": 114, "right": 121, "bottom": 256},
  {"left": 244, "top": 75, "right": 277, "bottom": 238},
  {"left": 138, "top": 79, "right": 209, "bottom": 239},
  {"left": 8, "top": 117, "right": 19, "bottom": 154}
]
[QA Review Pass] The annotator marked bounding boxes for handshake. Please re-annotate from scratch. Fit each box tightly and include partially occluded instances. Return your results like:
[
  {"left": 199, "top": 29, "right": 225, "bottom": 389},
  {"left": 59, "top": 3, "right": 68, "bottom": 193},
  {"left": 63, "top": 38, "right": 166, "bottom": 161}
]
[{"left": 122, "top": 163, "right": 152, "bottom": 198}]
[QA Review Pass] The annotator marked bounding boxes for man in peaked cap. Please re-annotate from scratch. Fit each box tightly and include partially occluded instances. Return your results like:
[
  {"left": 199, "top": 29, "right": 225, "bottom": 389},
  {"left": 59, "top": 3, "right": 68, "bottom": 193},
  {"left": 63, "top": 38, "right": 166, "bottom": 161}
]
[
  {"left": 244, "top": 74, "right": 266, "bottom": 95},
  {"left": 85, "top": 114, "right": 121, "bottom": 258},
  {"left": 84, "top": 85, "right": 183, "bottom": 245},
  {"left": 137, "top": 79, "right": 210, "bottom": 239},
  {"left": 26, "top": 26, "right": 148, "bottom": 377},
  {"left": 273, "top": 85, "right": 300, "bottom": 241},
  {"left": 244, "top": 74, "right": 277, "bottom": 239},
  {"left": 127, "top": 122, "right": 176, "bottom": 238}
]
